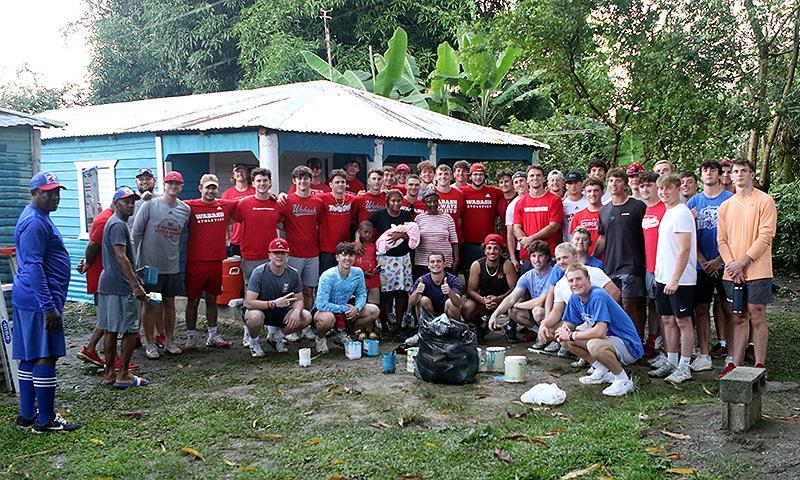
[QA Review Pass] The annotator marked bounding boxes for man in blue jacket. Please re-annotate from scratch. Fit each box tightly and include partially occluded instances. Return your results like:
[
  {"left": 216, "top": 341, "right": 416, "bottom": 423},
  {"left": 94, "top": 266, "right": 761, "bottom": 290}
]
[{"left": 12, "top": 172, "right": 80, "bottom": 433}]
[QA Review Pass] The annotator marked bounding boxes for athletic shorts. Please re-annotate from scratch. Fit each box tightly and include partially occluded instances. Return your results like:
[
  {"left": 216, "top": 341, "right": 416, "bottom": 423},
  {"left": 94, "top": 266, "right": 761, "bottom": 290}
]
[
  {"left": 11, "top": 308, "right": 66, "bottom": 361},
  {"left": 609, "top": 335, "right": 638, "bottom": 365},
  {"left": 242, "top": 259, "right": 268, "bottom": 288},
  {"left": 185, "top": 261, "right": 223, "bottom": 298},
  {"left": 319, "top": 252, "right": 337, "bottom": 274},
  {"left": 645, "top": 271, "right": 657, "bottom": 300},
  {"left": 287, "top": 256, "right": 320, "bottom": 287},
  {"left": 97, "top": 293, "right": 140, "bottom": 334},
  {"left": 655, "top": 283, "right": 695, "bottom": 317},
  {"left": 695, "top": 270, "right": 726, "bottom": 304},
  {"left": 611, "top": 274, "right": 645, "bottom": 299},
  {"left": 461, "top": 242, "right": 484, "bottom": 273},
  {"left": 723, "top": 279, "right": 773, "bottom": 305},
  {"left": 378, "top": 253, "right": 413, "bottom": 292},
  {"left": 258, "top": 307, "right": 292, "bottom": 328},
  {"left": 145, "top": 272, "right": 184, "bottom": 297}
]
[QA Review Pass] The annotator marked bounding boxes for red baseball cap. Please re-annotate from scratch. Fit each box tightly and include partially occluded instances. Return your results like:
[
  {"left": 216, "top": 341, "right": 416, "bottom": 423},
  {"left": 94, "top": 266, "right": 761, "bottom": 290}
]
[
  {"left": 164, "top": 171, "right": 184, "bottom": 183},
  {"left": 268, "top": 237, "right": 290, "bottom": 253},
  {"left": 396, "top": 163, "right": 411, "bottom": 173},
  {"left": 469, "top": 163, "right": 486, "bottom": 174},
  {"left": 483, "top": 233, "right": 505, "bottom": 247}
]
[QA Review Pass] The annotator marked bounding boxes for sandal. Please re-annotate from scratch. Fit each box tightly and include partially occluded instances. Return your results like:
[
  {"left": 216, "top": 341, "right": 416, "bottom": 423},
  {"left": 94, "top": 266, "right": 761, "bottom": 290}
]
[{"left": 114, "top": 375, "right": 151, "bottom": 389}]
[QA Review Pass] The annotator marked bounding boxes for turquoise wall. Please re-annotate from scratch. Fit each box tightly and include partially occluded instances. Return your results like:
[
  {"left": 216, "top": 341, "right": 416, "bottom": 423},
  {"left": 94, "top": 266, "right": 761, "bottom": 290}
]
[{"left": 0, "top": 126, "right": 34, "bottom": 289}]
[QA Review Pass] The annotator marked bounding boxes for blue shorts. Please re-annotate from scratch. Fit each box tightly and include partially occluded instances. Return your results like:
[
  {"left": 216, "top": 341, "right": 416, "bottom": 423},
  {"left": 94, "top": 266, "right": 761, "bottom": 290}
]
[{"left": 11, "top": 308, "right": 67, "bottom": 361}]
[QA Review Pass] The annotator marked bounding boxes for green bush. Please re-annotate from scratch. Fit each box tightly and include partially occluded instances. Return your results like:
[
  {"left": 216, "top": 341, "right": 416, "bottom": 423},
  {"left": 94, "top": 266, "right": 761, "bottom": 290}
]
[{"left": 770, "top": 180, "right": 800, "bottom": 273}]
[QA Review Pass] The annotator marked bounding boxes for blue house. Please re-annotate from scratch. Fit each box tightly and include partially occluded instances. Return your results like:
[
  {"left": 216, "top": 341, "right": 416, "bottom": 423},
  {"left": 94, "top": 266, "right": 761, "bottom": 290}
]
[{"left": 38, "top": 80, "right": 547, "bottom": 303}]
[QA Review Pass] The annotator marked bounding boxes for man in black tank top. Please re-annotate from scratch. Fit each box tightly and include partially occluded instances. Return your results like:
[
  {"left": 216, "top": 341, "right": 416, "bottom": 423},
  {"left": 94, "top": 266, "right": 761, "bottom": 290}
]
[{"left": 463, "top": 234, "right": 518, "bottom": 342}]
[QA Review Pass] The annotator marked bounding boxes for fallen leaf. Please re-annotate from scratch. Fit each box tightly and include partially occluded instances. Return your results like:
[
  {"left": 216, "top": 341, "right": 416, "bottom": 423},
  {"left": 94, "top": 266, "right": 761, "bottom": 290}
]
[
  {"left": 180, "top": 447, "right": 205, "bottom": 461},
  {"left": 528, "top": 438, "right": 549, "bottom": 447},
  {"left": 398, "top": 417, "right": 405, "bottom": 428},
  {"left": 223, "top": 459, "right": 237, "bottom": 467},
  {"left": 256, "top": 434, "right": 284, "bottom": 441},
  {"left": 475, "top": 393, "right": 490, "bottom": 399},
  {"left": 671, "top": 384, "right": 684, "bottom": 391},
  {"left": 493, "top": 448, "right": 514, "bottom": 464},
  {"left": 370, "top": 422, "right": 390, "bottom": 429},
  {"left": 677, "top": 399, "right": 687, "bottom": 405},
  {"left": 702, "top": 385, "right": 714, "bottom": 396},
  {"left": 241, "top": 464, "right": 257, "bottom": 472},
  {"left": 88, "top": 439, "right": 105, "bottom": 447},
  {"left": 666, "top": 453, "right": 686, "bottom": 460},
  {"left": 302, "top": 409, "right": 315, "bottom": 416},
  {"left": 665, "top": 467, "right": 697, "bottom": 474},
  {"left": 252, "top": 419, "right": 258, "bottom": 429},
  {"left": 118, "top": 410, "right": 147, "bottom": 419},
  {"left": 645, "top": 447, "right": 664, "bottom": 455},
  {"left": 560, "top": 463, "right": 601, "bottom": 479},
  {"left": 246, "top": 377, "right": 259, "bottom": 385},
  {"left": 176, "top": 364, "right": 184, "bottom": 369},
  {"left": 330, "top": 476, "right": 345, "bottom": 480},
  {"left": 763, "top": 413, "right": 800, "bottom": 421},
  {"left": 547, "top": 428, "right": 565, "bottom": 434},
  {"left": 529, "top": 407, "right": 550, "bottom": 412},
  {"left": 331, "top": 459, "right": 346, "bottom": 465},
  {"left": 440, "top": 408, "right": 451, "bottom": 414},
  {"left": 397, "top": 476, "right": 422, "bottom": 479},
  {"left": 305, "top": 438, "right": 321, "bottom": 445},
  {"left": 660, "top": 430, "right": 692, "bottom": 441},
  {"left": 503, "top": 434, "right": 527, "bottom": 441},
  {"left": 506, "top": 411, "right": 527, "bottom": 420},
  {"left": 158, "top": 440, "right": 166, "bottom": 452},
  {"left": 424, "top": 441, "right": 437, "bottom": 448}
]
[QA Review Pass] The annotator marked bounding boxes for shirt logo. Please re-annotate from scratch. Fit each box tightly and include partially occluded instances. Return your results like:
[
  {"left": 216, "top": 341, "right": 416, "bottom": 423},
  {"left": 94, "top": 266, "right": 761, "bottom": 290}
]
[
  {"left": 642, "top": 216, "right": 660, "bottom": 229},
  {"left": 292, "top": 204, "right": 318, "bottom": 217},
  {"left": 523, "top": 206, "right": 549, "bottom": 213}
]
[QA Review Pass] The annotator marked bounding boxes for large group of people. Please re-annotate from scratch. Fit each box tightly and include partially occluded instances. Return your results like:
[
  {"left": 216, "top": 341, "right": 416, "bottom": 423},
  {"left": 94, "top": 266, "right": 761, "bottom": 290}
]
[{"left": 11, "top": 154, "right": 776, "bottom": 432}]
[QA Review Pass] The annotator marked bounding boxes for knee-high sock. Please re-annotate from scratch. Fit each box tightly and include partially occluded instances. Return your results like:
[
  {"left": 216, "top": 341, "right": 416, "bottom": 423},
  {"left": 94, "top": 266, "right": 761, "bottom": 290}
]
[
  {"left": 18, "top": 360, "right": 36, "bottom": 419},
  {"left": 32, "top": 364, "right": 57, "bottom": 425}
]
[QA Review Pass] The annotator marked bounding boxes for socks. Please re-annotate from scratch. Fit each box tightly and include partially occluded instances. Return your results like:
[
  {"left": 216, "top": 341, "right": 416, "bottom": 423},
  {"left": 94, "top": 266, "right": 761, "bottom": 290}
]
[
  {"left": 592, "top": 361, "right": 609, "bottom": 375},
  {"left": 208, "top": 327, "right": 217, "bottom": 337},
  {"left": 678, "top": 356, "right": 691, "bottom": 369},
  {"left": 18, "top": 360, "right": 36, "bottom": 419},
  {"left": 666, "top": 352, "right": 679, "bottom": 366},
  {"left": 32, "top": 364, "right": 56, "bottom": 425},
  {"left": 614, "top": 370, "right": 629, "bottom": 381}
]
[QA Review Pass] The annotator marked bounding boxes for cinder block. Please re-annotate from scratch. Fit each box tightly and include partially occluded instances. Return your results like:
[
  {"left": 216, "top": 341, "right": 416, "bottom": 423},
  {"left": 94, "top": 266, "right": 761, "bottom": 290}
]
[
  {"left": 719, "top": 366, "right": 767, "bottom": 403},
  {"left": 722, "top": 396, "right": 762, "bottom": 432}
]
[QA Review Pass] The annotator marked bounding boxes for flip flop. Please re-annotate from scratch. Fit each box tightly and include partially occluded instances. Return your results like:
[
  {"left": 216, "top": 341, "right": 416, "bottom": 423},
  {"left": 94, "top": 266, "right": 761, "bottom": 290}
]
[{"left": 114, "top": 376, "right": 151, "bottom": 389}]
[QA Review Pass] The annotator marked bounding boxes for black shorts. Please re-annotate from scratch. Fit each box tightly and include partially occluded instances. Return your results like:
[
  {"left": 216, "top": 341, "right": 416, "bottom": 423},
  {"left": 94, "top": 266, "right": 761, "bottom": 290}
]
[
  {"left": 655, "top": 282, "right": 695, "bottom": 317},
  {"left": 144, "top": 272, "right": 184, "bottom": 297},
  {"left": 723, "top": 279, "right": 773, "bottom": 306},
  {"left": 261, "top": 307, "right": 291, "bottom": 328},
  {"left": 695, "top": 270, "right": 726, "bottom": 304}
]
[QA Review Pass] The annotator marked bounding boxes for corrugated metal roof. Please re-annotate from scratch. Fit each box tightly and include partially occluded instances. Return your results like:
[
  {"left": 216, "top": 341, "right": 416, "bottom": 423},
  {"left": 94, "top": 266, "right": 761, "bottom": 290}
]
[
  {"left": 38, "top": 81, "right": 547, "bottom": 148},
  {"left": 0, "top": 107, "right": 64, "bottom": 129}
]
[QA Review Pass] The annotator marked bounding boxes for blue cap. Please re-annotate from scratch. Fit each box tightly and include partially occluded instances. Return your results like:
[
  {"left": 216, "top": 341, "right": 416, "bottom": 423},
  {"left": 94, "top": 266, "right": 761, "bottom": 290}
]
[
  {"left": 30, "top": 172, "right": 66, "bottom": 191},
  {"left": 112, "top": 186, "right": 140, "bottom": 203}
]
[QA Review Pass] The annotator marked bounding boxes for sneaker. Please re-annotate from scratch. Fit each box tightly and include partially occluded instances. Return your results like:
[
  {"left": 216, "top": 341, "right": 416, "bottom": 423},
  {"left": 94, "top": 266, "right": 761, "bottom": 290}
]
[
  {"left": 690, "top": 354, "right": 713, "bottom": 372},
  {"left": 164, "top": 339, "right": 182, "bottom": 355},
  {"left": 401, "top": 312, "right": 415, "bottom": 329},
  {"left": 302, "top": 326, "right": 316, "bottom": 340},
  {"left": 579, "top": 369, "right": 615, "bottom": 385},
  {"left": 504, "top": 323, "right": 520, "bottom": 344},
  {"left": 557, "top": 346, "right": 574, "bottom": 358},
  {"left": 528, "top": 339, "right": 548, "bottom": 351},
  {"left": 404, "top": 333, "right": 420, "bottom": 345},
  {"left": 332, "top": 330, "right": 350, "bottom": 346},
  {"left": 145, "top": 344, "right": 160, "bottom": 359},
  {"left": 285, "top": 332, "right": 300, "bottom": 343},
  {"left": 267, "top": 334, "right": 289, "bottom": 353},
  {"left": 544, "top": 341, "right": 561, "bottom": 353},
  {"left": 654, "top": 336, "right": 664, "bottom": 350},
  {"left": 717, "top": 362, "right": 736, "bottom": 380},
  {"left": 648, "top": 352, "right": 666, "bottom": 368},
  {"left": 315, "top": 336, "right": 329, "bottom": 354},
  {"left": 368, "top": 332, "right": 380, "bottom": 340},
  {"left": 32, "top": 413, "right": 81, "bottom": 434},
  {"left": 183, "top": 335, "right": 199, "bottom": 351},
  {"left": 15, "top": 414, "right": 36, "bottom": 430},
  {"left": 242, "top": 325, "right": 251, "bottom": 347},
  {"left": 571, "top": 357, "right": 587, "bottom": 368},
  {"left": 602, "top": 379, "right": 635, "bottom": 397},
  {"left": 709, "top": 342, "right": 728, "bottom": 359},
  {"left": 357, "top": 332, "right": 368, "bottom": 341},
  {"left": 724, "top": 355, "right": 733, "bottom": 366},
  {"left": 249, "top": 340, "right": 265, "bottom": 358},
  {"left": 648, "top": 362, "right": 675, "bottom": 378},
  {"left": 665, "top": 365, "right": 692, "bottom": 384},
  {"left": 77, "top": 346, "right": 105, "bottom": 367},
  {"left": 206, "top": 334, "right": 230, "bottom": 348}
]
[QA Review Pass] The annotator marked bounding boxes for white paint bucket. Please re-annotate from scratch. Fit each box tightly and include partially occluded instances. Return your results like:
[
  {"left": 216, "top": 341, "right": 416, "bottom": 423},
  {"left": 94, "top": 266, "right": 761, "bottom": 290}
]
[
  {"left": 406, "top": 347, "right": 419, "bottom": 373},
  {"left": 477, "top": 348, "right": 487, "bottom": 372},
  {"left": 504, "top": 355, "right": 527, "bottom": 383},
  {"left": 299, "top": 348, "right": 311, "bottom": 367},
  {"left": 485, "top": 347, "right": 506, "bottom": 372},
  {"left": 345, "top": 341, "right": 362, "bottom": 360}
]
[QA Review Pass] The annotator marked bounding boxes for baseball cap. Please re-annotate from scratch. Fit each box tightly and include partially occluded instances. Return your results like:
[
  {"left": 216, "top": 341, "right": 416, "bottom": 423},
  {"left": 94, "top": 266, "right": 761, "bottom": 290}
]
[
  {"left": 396, "top": 163, "right": 411, "bottom": 172},
  {"left": 164, "top": 171, "right": 184, "bottom": 183},
  {"left": 306, "top": 157, "right": 323, "bottom": 167},
  {"left": 483, "top": 233, "right": 505, "bottom": 247},
  {"left": 512, "top": 171, "right": 526, "bottom": 181},
  {"left": 547, "top": 169, "right": 565, "bottom": 181},
  {"left": 29, "top": 172, "right": 66, "bottom": 191},
  {"left": 232, "top": 163, "right": 253, "bottom": 172},
  {"left": 200, "top": 174, "right": 219, "bottom": 188},
  {"left": 421, "top": 188, "right": 439, "bottom": 200},
  {"left": 564, "top": 171, "right": 583, "bottom": 183},
  {"left": 469, "top": 163, "right": 486, "bottom": 174},
  {"left": 112, "top": 186, "right": 140, "bottom": 203},
  {"left": 626, "top": 162, "right": 643, "bottom": 176},
  {"left": 268, "top": 237, "right": 290, "bottom": 253},
  {"left": 136, "top": 168, "right": 154, "bottom": 178}
]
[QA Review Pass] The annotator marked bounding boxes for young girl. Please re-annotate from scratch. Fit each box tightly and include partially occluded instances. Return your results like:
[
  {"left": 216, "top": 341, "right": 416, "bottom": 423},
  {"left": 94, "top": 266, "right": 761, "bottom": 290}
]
[{"left": 353, "top": 220, "right": 380, "bottom": 339}]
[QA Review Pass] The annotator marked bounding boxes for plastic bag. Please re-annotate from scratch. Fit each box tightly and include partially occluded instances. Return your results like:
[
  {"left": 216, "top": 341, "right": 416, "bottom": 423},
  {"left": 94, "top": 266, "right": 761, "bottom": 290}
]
[
  {"left": 520, "top": 383, "right": 566, "bottom": 405},
  {"left": 415, "top": 308, "right": 479, "bottom": 385}
]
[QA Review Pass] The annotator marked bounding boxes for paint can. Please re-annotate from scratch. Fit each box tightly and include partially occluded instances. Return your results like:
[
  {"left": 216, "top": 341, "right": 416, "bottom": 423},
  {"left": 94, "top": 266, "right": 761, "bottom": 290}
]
[
  {"left": 406, "top": 347, "right": 419, "bottom": 373},
  {"left": 485, "top": 347, "right": 506, "bottom": 373},
  {"left": 363, "top": 339, "right": 380, "bottom": 357},
  {"left": 345, "top": 341, "right": 362, "bottom": 360},
  {"left": 477, "top": 348, "right": 488, "bottom": 372},
  {"left": 143, "top": 265, "right": 159, "bottom": 285},
  {"left": 383, "top": 352, "right": 396, "bottom": 373},
  {"left": 504, "top": 356, "right": 527, "bottom": 383},
  {"left": 298, "top": 348, "right": 311, "bottom": 367}
]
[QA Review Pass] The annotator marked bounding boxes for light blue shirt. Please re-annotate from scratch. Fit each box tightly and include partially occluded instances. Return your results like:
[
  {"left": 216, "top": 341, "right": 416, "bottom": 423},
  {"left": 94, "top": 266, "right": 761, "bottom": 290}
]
[{"left": 315, "top": 266, "right": 367, "bottom": 313}]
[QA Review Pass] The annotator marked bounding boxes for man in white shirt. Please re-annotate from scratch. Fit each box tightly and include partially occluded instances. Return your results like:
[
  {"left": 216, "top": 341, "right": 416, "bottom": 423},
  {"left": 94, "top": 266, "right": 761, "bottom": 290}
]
[{"left": 562, "top": 171, "right": 588, "bottom": 242}]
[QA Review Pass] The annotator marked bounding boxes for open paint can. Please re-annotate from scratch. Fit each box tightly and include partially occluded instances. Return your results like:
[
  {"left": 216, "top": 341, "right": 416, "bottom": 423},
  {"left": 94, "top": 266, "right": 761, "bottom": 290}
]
[
  {"left": 298, "top": 348, "right": 311, "bottom": 367},
  {"left": 362, "top": 339, "right": 380, "bottom": 357},
  {"left": 345, "top": 341, "right": 362, "bottom": 360},
  {"left": 485, "top": 347, "right": 506, "bottom": 372},
  {"left": 406, "top": 347, "right": 419, "bottom": 373},
  {"left": 504, "top": 355, "right": 527, "bottom": 383}
]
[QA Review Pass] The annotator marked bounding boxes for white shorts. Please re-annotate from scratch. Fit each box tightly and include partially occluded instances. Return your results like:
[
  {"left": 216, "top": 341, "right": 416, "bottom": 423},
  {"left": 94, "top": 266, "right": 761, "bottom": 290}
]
[{"left": 609, "top": 335, "right": 638, "bottom": 365}]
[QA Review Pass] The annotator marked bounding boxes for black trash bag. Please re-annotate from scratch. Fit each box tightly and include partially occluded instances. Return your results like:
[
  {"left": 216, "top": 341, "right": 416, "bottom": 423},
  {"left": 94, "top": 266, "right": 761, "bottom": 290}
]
[{"left": 415, "top": 308, "right": 479, "bottom": 385}]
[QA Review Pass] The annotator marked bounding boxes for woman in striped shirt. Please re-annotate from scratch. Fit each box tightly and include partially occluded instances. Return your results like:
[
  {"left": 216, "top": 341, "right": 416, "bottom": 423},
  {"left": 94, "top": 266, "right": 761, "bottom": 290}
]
[{"left": 413, "top": 189, "right": 459, "bottom": 279}]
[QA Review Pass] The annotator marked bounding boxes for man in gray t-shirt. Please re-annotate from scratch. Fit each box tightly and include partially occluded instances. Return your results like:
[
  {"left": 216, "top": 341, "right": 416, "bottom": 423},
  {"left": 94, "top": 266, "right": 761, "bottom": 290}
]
[{"left": 130, "top": 171, "right": 191, "bottom": 359}]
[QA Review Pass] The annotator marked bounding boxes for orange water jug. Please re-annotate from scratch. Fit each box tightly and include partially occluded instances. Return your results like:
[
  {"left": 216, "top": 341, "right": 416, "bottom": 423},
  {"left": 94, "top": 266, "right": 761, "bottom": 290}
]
[{"left": 217, "top": 257, "right": 243, "bottom": 305}]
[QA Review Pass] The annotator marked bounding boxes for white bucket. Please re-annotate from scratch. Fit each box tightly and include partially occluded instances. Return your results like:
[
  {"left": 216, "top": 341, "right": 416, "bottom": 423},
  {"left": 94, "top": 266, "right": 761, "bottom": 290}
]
[
  {"left": 299, "top": 348, "right": 311, "bottom": 367},
  {"left": 406, "top": 347, "right": 419, "bottom": 373},
  {"left": 485, "top": 347, "right": 506, "bottom": 372},
  {"left": 504, "top": 355, "right": 527, "bottom": 383},
  {"left": 345, "top": 341, "right": 362, "bottom": 360}
]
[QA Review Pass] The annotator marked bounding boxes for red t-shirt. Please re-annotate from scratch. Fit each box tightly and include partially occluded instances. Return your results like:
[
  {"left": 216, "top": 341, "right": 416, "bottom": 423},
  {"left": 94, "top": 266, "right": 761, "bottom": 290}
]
[
  {"left": 280, "top": 194, "right": 323, "bottom": 258},
  {"left": 570, "top": 207, "right": 602, "bottom": 258},
  {"left": 436, "top": 187, "right": 466, "bottom": 243},
  {"left": 231, "top": 196, "right": 282, "bottom": 260},
  {"left": 513, "top": 191, "right": 563, "bottom": 258},
  {"left": 317, "top": 192, "right": 355, "bottom": 253},
  {"left": 185, "top": 199, "right": 236, "bottom": 262},
  {"left": 401, "top": 197, "right": 426, "bottom": 217},
  {"left": 353, "top": 191, "right": 387, "bottom": 223},
  {"left": 460, "top": 185, "right": 505, "bottom": 243},
  {"left": 346, "top": 178, "right": 365, "bottom": 195},
  {"left": 220, "top": 185, "right": 255, "bottom": 246},
  {"left": 288, "top": 182, "right": 331, "bottom": 196},
  {"left": 353, "top": 242, "right": 380, "bottom": 289},
  {"left": 642, "top": 201, "right": 667, "bottom": 273},
  {"left": 86, "top": 208, "right": 114, "bottom": 294}
]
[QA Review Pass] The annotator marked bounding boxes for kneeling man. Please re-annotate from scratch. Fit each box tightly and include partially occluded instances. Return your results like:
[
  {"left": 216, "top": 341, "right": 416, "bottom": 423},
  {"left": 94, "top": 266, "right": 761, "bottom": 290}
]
[
  {"left": 554, "top": 265, "right": 643, "bottom": 396},
  {"left": 463, "top": 234, "right": 518, "bottom": 341},
  {"left": 410, "top": 253, "right": 462, "bottom": 320},
  {"left": 244, "top": 238, "right": 312, "bottom": 357}
]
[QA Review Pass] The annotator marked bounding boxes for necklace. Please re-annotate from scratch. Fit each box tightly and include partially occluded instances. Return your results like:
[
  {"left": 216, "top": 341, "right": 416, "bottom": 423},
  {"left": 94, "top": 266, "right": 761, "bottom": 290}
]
[{"left": 485, "top": 261, "right": 500, "bottom": 277}]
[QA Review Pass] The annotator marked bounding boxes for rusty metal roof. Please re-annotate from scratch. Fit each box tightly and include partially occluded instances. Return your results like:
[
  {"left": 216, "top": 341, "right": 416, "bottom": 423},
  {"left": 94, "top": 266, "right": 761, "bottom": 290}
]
[
  {"left": 0, "top": 107, "right": 64, "bottom": 129},
  {"left": 38, "top": 81, "right": 546, "bottom": 148}
]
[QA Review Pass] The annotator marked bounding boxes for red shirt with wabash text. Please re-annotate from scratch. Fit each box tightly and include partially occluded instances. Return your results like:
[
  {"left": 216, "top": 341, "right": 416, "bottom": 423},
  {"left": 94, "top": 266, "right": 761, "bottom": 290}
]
[
  {"left": 220, "top": 185, "right": 255, "bottom": 246},
  {"left": 642, "top": 201, "right": 667, "bottom": 273},
  {"left": 401, "top": 197, "right": 426, "bottom": 217},
  {"left": 316, "top": 192, "right": 355, "bottom": 253},
  {"left": 280, "top": 194, "right": 323, "bottom": 258},
  {"left": 513, "top": 191, "right": 563, "bottom": 259},
  {"left": 569, "top": 207, "right": 602, "bottom": 258},
  {"left": 353, "top": 191, "right": 387, "bottom": 223},
  {"left": 86, "top": 208, "right": 114, "bottom": 295},
  {"left": 436, "top": 187, "right": 466, "bottom": 243},
  {"left": 231, "top": 196, "right": 282, "bottom": 260},
  {"left": 288, "top": 182, "right": 331, "bottom": 196},
  {"left": 459, "top": 185, "right": 505, "bottom": 243},
  {"left": 185, "top": 199, "right": 237, "bottom": 262}
]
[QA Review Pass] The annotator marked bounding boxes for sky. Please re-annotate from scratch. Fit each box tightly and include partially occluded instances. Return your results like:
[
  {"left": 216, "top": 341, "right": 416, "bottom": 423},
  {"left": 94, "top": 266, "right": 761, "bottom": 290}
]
[{"left": 0, "top": 0, "right": 91, "bottom": 89}]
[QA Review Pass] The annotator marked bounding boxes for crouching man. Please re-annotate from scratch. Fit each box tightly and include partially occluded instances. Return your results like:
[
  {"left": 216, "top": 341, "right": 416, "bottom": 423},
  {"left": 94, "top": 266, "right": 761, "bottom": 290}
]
[
  {"left": 244, "top": 238, "right": 312, "bottom": 357},
  {"left": 553, "top": 265, "right": 643, "bottom": 396},
  {"left": 410, "top": 253, "right": 462, "bottom": 320}
]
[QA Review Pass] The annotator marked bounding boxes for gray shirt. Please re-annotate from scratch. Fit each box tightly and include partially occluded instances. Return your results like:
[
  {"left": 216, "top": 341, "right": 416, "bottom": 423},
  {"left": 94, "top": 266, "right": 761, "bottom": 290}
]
[
  {"left": 131, "top": 196, "right": 190, "bottom": 274},
  {"left": 247, "top": 262, "right": 302, "bottom": 302},
  {"left": 98, "top": 214, "right": 135, "bottom": 295}
]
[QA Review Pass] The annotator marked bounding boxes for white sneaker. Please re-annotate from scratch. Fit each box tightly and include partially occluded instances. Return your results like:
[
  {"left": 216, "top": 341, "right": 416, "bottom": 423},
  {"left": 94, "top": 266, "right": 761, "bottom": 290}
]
[
  {"left": 579, "top": 369, "right": 614, "bottom": 385},
  {"left": 690, "top": 354, "right": 713, "bottom": 372},
  {"left": 724, "top": 354, "right": 733, "bottom": 366},
  {"left": 401, "top": 312, "right": 415, "bottom": 328},
  {"left": 404, "top": 333, "right": 419, "bottom": 345},
  {"left": 654, "top": 336, "right": 664, "bottom": 349},
  {"left": 268, "top": 333, "right": 289, "bottom": 353},
  {"left": 302, "top": 326, "right": 316, "bottom": 340},
  {"left": 332, "top": 330, "right": 350, "bottom": 346},
  {"left": 145, "top": 343, "right": 160, "bottom": 359},
  {"left": 648, "top": 361, "right": 675, "bottom": 378},
  {"left": 249, "top": 339, "right": 265, "bottom": 358},
  {"left": 315, "top": 336, "right": 329, "bottom": 354},
  {"left": 556, "top": 346, "right": 573, "bottom": 358},
  {"left": 165, "top": 339, "right": 182, "bottom": 355},
  {"left": 544, "top": 341, "right": 561, "bottom": 353},
  {"left": 603, "top": 379, "right": 635, "bottom": 396},
  {"left": 648, "top": 352, "right": 666, "bottom": 368},
  {"left": 665, "top": 365, "right": 692, "bottom": 384},
  {"left": 285, "top": 332, "right": 300, "bottom": 343},
  {"left": 183, "top": 335, "right": 199, "bottom": 351},
  {"left": 242, "top": 325, "right": 251, "bottom": 347},
  {"left": 206, "top": 333, "right": 230, "bottom": 348},
  {"left": 571, "top": 358, "right": 587, "bottom": 368}
]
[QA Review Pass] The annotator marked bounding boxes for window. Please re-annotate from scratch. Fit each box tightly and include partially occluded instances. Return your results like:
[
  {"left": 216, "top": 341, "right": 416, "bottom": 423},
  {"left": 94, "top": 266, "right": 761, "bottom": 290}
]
[{"left": 75, "top": 160, "right": 117, "bottom": 240}]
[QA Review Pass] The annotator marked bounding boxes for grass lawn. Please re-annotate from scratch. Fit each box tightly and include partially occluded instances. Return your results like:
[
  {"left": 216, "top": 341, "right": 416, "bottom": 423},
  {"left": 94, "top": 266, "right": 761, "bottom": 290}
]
[{"left": 1, "top": 309, "right": 798, "bottom": 480}]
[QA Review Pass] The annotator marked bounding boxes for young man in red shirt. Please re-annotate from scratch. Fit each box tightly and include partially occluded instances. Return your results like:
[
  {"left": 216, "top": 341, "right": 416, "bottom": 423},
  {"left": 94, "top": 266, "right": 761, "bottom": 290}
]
[
  {"left": 184, "top": 174, "right": 237, "bottom": 350},
  {"left": 569, "top": 176, "right": 605, "bottom": 258},
  {"left": 353, "top": 168, "right": 387, "bottom": 223},
  {"left": 513, "top": 165, "right": 563, "bottom": 272},
  {"left": 453, "top": 160, "right": 470, "bottom": 189},
  {"left": 459, "top": 163, "right": 505, "bottom": 273},
  {"left": 639, "top": 171, "right": 666, "bottom": 359},
  {"left": 317, "top": 169, "right": 356, "bottom": 273},
  {"left": 401, "top": 174, "right": 426, "bottom": 216},
  {"left": 288, "top": 157, "right": 331, "bottom": 196},
  {"left": 434, "top": 164, "right": 466, "bottom": 244},
  {"left": 495, "top": 168, "right": 516, "bottom": 233},
  {"left": 221, "top": 164, "right": 255, "bottom": 257},
  {"left": 417, "top": 160, "right": 436, "bottom": 192},
  {"left": 382, "top": 165, "right": 397, "bottom": 190},
  {"left": 395, "top": 163, "right": 411, "bottom": 186},
  {"left": 343, "top": 157, "right": 365, "bottom": 195}
]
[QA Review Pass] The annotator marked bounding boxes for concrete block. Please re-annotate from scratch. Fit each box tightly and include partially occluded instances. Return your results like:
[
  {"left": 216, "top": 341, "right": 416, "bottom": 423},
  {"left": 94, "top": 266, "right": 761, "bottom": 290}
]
[
  {"left": 719, "top": 366, "right": 767, "bottom": 403},
  {"left": 722, "top": 396, "right": 762, "bottom": 432}
]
